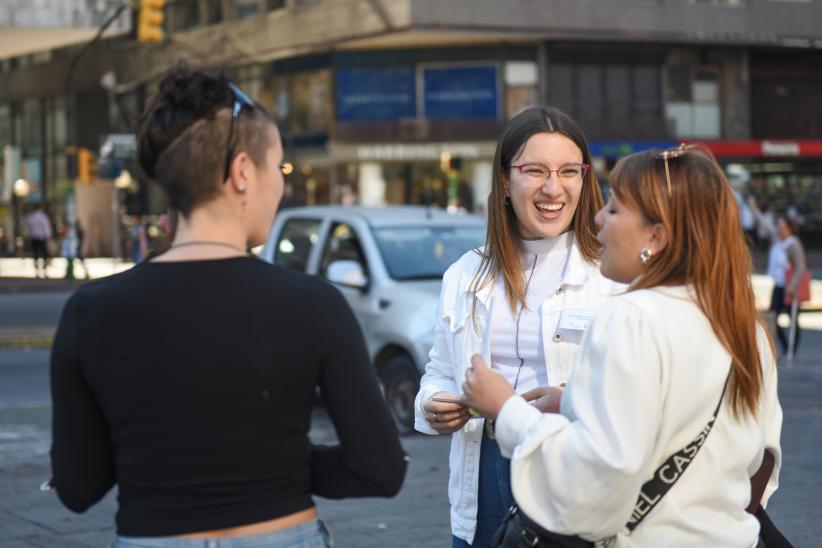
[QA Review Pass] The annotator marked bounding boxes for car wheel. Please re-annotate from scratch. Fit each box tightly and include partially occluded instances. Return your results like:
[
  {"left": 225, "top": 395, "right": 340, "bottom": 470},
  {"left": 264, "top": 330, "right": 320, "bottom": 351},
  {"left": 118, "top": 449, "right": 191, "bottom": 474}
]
[{"left": 382, "top": 354, "right": 420, "bottom": 434}]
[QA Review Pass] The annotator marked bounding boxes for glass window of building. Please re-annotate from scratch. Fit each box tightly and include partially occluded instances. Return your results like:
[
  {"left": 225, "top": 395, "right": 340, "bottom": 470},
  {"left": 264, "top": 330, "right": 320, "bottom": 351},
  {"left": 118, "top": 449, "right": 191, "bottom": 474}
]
[
  {"left": 234, "top": 1, "right": 260, "bottom": 18},
  {"left": 169, "top": 0, "right": 201, "bottom": 31},
  {"left": 504, "top": 61, "right": 539, "bottom": 119},
  {"left": 46, "top": 98, "right": 67, "bottom": 193},
  {"left": 547, "top": 60, "right": 665, "bottom": 138},
  {"left": 204, "top": 0, "right": 223, "bottom": 24},
  {"left": 0, "top": 104, "right": 12, "bottom": 148},
  {"left": 290, "top": 70, "right": 331, "bottom": 134},
  {"left": 665, "top": 65, "right": 720, "bottom": 138},
  {"left": 261, "top": 74, "right": 290, "bottom": 126},
  {"left": 235, "top": 64, "right": 265, "bottom": 103},
  {"left": 19, "top": 99, "right": 44, "bottom": 202},
  {"left": 20, "top": 100, "right": 43, "bottom": 158}
]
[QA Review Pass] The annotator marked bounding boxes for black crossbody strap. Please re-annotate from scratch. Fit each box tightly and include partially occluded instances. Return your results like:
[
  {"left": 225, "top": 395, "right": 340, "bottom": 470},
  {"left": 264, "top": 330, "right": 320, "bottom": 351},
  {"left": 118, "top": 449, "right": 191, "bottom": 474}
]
[{"left": 625, "top": 367, "right": 732, "bottom": 533}]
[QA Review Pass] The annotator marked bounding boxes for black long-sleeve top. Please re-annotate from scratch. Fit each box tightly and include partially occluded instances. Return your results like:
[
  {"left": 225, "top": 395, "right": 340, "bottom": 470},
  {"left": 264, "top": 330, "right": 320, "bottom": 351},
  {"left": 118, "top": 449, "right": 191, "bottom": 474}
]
[{"left": 50, "top": 257, "right": 407, "bottom": 537}]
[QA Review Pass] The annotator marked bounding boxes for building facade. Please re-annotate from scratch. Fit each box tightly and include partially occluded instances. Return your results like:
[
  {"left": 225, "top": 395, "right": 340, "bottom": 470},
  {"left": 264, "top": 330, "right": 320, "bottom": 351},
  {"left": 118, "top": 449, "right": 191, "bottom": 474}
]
[{"left": 1, "top": 0, "right": 821, "bottom": 254}]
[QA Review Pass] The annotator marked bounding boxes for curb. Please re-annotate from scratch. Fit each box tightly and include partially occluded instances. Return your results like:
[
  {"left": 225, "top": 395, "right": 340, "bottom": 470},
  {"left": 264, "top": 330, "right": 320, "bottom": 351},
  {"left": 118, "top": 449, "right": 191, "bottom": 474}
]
[
  {"left": 0, "top": 337, "right": 53, "bottom": 350},
  {"left": 0, "top": 327, "right": 56, "bottom": 350},
  {"left": 0, "top": 278, "right": 84, "bottom": 295}
]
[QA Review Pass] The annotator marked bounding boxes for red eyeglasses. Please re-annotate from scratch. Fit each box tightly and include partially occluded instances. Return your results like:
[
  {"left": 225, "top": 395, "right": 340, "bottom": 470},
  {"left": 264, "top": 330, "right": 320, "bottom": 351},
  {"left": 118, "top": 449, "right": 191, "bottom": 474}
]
[{"left": 511, "top": 162, "right": 589, "bottom": 183}]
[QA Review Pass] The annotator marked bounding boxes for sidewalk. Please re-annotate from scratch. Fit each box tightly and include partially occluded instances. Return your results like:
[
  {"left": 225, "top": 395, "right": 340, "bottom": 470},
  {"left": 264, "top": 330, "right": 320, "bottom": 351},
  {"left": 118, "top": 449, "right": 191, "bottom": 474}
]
[
  {"left": 0, "top": 258, "right": 135, "bottom": 350},
  {"left": 1, "top": 257, "right": 821, "bottom": 349},
  {"left": 0, "top": 258, "right": 134, "bottom": 290}
]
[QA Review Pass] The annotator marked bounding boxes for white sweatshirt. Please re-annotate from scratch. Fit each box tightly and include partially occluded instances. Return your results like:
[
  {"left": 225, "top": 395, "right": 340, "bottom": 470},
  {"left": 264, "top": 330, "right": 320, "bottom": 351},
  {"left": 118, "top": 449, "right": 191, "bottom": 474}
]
[{"left": 495, "top": 285, "right": 783, "bottom": 548}]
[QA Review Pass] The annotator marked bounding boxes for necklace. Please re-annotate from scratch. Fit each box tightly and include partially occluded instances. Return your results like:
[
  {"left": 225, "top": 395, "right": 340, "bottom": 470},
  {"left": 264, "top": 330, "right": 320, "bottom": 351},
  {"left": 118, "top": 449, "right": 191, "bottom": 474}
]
[
  {"left": 168, "top": 240, "right": 246, "bottom": 254},
  {"left": 487, "top": 253, "right": 539, "bottom": 440},
  {"left": 512, "top": 253, "right": 539, "bottom": 391}
]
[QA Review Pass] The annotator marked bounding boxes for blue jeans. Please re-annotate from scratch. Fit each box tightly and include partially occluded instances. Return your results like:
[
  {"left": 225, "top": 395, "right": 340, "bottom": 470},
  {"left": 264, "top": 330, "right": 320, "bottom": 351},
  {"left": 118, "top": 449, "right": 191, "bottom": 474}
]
[
  {"left": 453, "top": 426, "right": 513, "bottom": 548},
  {"left": 114, "top": 519, "right": 332, "bottom": 548}
]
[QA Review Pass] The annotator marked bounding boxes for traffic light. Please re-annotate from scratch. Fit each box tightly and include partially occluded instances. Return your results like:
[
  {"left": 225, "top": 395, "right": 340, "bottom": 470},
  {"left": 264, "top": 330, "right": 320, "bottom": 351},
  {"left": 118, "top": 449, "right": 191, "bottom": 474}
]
[
  {"left": 77, "top": 147, "right": 98, "bottom": 183},
  {"left": 138, "top": 0, "right": 165, "bottom": 43}
]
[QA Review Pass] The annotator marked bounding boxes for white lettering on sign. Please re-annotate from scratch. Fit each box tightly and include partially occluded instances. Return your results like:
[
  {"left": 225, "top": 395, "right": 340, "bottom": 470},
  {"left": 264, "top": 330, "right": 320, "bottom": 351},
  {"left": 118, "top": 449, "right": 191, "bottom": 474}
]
[
  {"left": 762, "top": 141, "right": 800, "bottom": 156},
  {"left": 356, "top": 143, "right": 481, "bottom": 161}
]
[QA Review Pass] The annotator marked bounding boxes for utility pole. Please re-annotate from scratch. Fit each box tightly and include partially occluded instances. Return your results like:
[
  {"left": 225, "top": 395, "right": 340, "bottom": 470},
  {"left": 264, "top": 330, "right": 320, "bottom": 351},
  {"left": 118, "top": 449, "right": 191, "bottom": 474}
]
[{"left": 64, "top": 3, "right": 131, "bottom": 181}]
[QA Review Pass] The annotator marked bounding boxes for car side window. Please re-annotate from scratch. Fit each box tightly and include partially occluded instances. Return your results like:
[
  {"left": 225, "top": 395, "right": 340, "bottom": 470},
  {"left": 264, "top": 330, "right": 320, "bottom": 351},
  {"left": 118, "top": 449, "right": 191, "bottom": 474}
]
[
  {"left": 273, "top": 218, "right": 322, "bottom": 272},
  {"left": 320, "top": 223, "right": 368, "bottom": 279}
]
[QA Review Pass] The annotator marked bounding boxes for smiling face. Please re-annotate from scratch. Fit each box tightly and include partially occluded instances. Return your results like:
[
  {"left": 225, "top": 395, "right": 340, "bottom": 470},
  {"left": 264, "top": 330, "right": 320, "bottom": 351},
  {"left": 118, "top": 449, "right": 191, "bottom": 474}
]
[
  {"left": 594, "top": 192, "right": 663, "bottom": 284},
  {"left": 505, "top": 132, "right": 584, "bottom": 239}
]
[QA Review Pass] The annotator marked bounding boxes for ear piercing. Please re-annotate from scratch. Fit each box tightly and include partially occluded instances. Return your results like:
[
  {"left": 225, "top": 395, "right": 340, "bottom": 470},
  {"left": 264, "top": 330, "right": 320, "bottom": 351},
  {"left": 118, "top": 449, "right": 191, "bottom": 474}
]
[{"left": 640, "top": 247, "right": 653, "bottom": 264}]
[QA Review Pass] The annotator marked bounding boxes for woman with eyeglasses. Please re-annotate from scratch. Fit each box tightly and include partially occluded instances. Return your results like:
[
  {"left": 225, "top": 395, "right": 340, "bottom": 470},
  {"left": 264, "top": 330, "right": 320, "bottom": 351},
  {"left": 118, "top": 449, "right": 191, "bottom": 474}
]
[
  {"left": 462, "top": 146, "right": 783, "bottom": 547},
  {"left": 413, "top": 106, "right": 623, "bottom": 547},
  {"left": 49, "top": 65, "right": 406, "bottom": 547}
]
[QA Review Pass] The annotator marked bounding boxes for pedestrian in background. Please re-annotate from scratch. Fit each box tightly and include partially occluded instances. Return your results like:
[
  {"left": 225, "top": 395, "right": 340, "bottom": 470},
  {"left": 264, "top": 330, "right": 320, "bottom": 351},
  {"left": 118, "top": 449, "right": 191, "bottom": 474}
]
[
  {"left": 0, "top": 226, "right": 9, "bottom": 257},
  {"left": 50, "top": 65, "right": 406, "bottom": 547},
  {"left": 463, "top": 145, "right": 783, "bottom": 547},
  {"left": 775, "top": 216, "right": 808, "bottom": 358},
  {"left": 129, "top": 215, "right": 148, "bottom": 263},
  {"left": 73, "top": 220, "right": 90, "bottom": 279},
  {"left": 414, "top": 106, "right": 622, "bottom": 547},
  {"left": 24, "top": 203, "right": 52, "bottom": 278},
  {"left": 754, "top": 201, "right": 776, "bottom": 252}
]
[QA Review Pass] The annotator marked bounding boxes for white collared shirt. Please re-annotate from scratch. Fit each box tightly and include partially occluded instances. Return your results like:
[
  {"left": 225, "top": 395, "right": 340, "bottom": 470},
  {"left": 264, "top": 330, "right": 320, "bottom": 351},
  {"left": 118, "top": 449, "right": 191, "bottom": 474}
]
[
  {"left": 414, "top": 239, "right": 623, "bottom": 544},
  {"left": 490, "top": 232, "right": 573, "bottom": 394},
  {"left": 494, "top": 286, "right": 783, "bottom": 547}
]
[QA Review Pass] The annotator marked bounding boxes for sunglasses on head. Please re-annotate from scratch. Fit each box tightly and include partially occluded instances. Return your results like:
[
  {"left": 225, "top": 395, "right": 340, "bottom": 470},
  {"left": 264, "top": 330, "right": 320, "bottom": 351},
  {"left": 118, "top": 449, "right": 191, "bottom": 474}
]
[
  {"left": 222, "top": 82, "right": 258, "bottom": 183},
  {"left": 655, "top": 143, "right": 697, "bottom": 196}
]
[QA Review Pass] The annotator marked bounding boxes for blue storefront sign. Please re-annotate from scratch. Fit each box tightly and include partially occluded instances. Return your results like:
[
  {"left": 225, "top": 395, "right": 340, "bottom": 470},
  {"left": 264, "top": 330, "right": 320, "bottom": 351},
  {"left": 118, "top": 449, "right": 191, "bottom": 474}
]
[
  {"left": 589, "top": 141, "right": 676, "bottom": 157},
  {"left": 423, "top": 66, "right": 498, "bottom": 120},
  {"left": 336, "top": 67, "right": 416, "bottom": 122}
]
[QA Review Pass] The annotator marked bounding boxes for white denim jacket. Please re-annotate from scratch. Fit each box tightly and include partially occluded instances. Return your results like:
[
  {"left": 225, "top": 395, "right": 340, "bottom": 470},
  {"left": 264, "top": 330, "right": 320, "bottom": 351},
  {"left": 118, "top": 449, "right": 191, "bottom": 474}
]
[{"left": 414, "top": 242, "right": 623, "bottom": 544}]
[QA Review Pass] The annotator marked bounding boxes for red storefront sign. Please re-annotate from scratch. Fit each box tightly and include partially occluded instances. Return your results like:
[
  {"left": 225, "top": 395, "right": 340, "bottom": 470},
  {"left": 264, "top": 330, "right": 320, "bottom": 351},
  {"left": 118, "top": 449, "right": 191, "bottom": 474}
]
[{"left": 683, "top": 140, "right": 822, "bottom": 158}]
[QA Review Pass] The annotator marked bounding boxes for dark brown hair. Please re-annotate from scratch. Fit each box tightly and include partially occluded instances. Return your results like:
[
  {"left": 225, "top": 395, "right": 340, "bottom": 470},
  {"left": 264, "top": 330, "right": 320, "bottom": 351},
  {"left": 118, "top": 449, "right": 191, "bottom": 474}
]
[
  {"left": 137, "top": 64, "right": 274, "bottom": 217},
  {"left": 470, "top": 106, "right": 603, "bottom": 313},
  {"left": 778, "top": 216, "right": 800, "bottom": 236},
  {"left": 609, "top": 147, "right": 773, "bottom": 419}
]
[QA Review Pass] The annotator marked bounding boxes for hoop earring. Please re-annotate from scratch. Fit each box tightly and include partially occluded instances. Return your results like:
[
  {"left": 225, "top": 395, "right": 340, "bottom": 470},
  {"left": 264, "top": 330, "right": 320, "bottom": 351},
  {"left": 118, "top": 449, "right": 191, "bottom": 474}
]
[{"left": 639, "top": 247, "right": 653, "bottom": 264}]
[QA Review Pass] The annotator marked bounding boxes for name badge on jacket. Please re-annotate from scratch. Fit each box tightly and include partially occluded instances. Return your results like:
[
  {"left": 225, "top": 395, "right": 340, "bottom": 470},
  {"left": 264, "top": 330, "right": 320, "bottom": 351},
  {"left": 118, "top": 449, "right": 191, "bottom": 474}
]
[{"left": 557, "top": 309, "right": 596, "bottom": 331}]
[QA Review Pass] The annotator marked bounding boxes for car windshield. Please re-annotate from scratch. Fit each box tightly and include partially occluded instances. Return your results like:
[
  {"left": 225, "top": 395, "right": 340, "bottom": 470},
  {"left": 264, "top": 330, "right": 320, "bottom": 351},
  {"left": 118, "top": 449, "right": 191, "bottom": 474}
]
[{"left": 373, "top": 225, "right": 486, "bottom": 280}]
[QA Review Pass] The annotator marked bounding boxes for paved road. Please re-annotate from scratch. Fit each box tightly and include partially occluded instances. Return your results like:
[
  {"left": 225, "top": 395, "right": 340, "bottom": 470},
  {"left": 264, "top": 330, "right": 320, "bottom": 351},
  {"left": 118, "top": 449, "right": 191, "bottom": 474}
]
[
  {"left": 1, "top": 291, "right": 822, "bottom": 546},
  {"left": 0, "top": 293, "right": 70, "bottom": 328},
  {"left": 0, "top": 363, "right": 453, "bottom": 547},
  {"left": 0, "top": 350, "right": 51, "bottom": 411}
]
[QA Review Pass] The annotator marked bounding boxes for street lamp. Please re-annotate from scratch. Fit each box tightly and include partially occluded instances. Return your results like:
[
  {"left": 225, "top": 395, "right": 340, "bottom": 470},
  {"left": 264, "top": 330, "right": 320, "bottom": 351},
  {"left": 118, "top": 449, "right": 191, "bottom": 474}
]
[
  {"left": 114, "top": 169, "right": 132, "bottom": 190},
  {"left": 13, "top": 178, "right": 30, "bottom": 198}
]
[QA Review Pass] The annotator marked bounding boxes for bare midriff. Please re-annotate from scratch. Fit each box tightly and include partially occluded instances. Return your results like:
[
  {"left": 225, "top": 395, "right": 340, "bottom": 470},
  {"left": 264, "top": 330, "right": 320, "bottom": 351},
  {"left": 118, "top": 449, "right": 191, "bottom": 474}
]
[{"left": 176, "top": 507, "right": 317, "bottom": 538}]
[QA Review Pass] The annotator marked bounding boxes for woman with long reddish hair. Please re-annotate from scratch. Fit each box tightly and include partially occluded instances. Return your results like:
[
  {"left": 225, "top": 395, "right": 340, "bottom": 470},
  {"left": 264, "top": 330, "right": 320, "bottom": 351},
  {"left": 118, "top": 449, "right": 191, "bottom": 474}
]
[{"left": 463, "top": 145, "right": 783, "bottom": 546}]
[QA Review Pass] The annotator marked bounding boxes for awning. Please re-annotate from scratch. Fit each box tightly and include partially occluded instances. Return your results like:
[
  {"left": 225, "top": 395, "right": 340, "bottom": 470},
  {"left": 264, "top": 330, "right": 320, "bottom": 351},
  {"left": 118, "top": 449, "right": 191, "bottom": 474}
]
[{"left": 0, "top": 27, "right": 126, "bottom": 61}]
